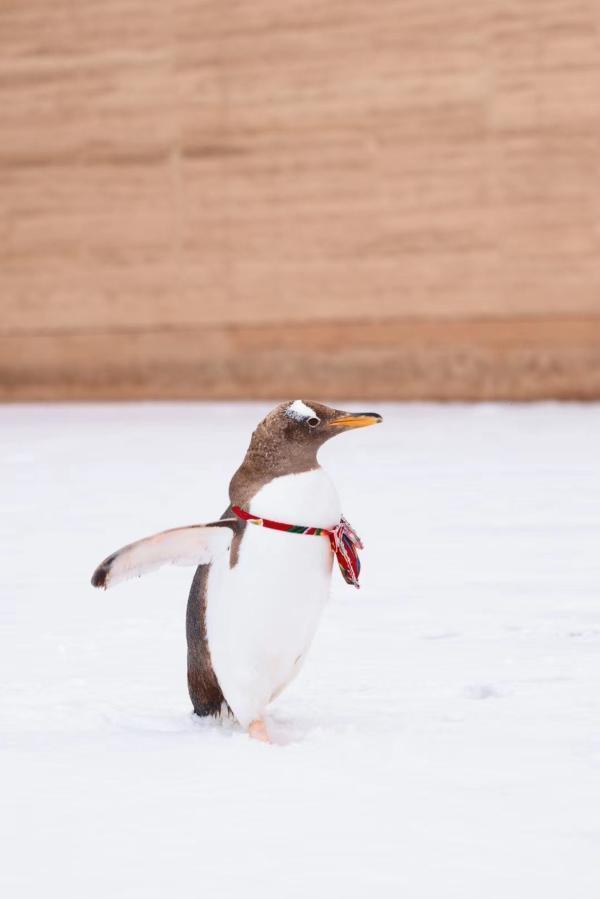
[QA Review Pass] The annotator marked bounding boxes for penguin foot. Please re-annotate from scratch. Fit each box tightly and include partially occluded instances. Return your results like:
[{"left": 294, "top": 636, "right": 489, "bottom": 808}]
[{"left": 248, "top": 719, "right": 270, "bottom": 744}]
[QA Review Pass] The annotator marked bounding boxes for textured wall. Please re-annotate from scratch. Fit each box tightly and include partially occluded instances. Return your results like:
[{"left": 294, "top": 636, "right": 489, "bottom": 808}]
[{"left": 1, "top": 1, "right": 600, "bottom": 399}]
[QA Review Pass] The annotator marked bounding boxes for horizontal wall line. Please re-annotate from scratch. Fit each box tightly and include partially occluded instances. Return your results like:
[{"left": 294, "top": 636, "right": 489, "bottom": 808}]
[
  {"left": 2, "top": 316, "right": 600, "bottom": 401},
  {"left": 2, "top": 314, "right": 600, "bottom": 342}
]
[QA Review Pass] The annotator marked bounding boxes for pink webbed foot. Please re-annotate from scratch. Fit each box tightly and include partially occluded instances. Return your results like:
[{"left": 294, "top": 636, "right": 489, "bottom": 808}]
[{"left": 248, "top": 719, "right": 270, "bottom": 743}]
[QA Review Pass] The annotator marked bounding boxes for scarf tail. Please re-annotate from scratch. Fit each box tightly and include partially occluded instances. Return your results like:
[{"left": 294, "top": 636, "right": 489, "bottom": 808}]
[{"left": 330, "top": 521, "right": 362, "bottom": 589}]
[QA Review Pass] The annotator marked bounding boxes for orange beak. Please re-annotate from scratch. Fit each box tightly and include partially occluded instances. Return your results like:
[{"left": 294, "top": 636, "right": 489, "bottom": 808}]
[{"left": 328, "top": 412, "right": 383, "bottom": 429}]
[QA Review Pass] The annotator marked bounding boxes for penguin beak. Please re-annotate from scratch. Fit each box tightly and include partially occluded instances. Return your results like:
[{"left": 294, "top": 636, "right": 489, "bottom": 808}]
[{"left": 328, "top": 411, "right": 383, "bottom": 430}]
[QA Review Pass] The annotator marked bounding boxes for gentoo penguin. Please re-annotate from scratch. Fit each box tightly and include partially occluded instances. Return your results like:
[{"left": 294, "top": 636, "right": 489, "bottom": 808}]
[{"left": 91, "top": 400, "right": 382, "bottom": 742}]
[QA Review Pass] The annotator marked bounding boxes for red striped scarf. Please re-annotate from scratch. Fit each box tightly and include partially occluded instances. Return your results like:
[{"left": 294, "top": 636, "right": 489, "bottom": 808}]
[{"left": 231, "top": 505, "right": 363, "bottom": 589}]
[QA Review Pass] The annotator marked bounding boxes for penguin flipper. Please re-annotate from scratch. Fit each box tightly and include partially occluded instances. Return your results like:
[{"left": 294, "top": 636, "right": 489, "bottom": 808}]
[{"left": 91, "top": 519, "right": 237, "bottom": 590}]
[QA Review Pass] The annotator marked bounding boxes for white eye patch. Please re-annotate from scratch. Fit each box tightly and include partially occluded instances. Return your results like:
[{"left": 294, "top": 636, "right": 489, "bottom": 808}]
[{"left": 285, "top": 399, "right": 317, "bottom": 422}]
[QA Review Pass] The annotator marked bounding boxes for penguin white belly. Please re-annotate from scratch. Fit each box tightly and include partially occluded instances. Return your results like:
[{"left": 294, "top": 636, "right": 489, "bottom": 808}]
[{"left": 206, "top": 468, "right": 341, "bottom": 728}]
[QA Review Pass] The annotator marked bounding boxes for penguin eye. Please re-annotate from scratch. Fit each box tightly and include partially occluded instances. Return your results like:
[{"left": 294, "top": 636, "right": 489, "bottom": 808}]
[{"left": 307, "top": 416, "right": 320, "bottom": 428}]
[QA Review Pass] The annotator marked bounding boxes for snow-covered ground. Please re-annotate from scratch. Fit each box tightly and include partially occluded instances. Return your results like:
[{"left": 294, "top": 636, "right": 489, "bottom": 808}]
[{"left": 1, "top": 401, "right": 599, "bottom": 898}]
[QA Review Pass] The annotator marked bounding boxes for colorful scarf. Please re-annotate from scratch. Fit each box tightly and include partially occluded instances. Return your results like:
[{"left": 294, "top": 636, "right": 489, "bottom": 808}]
[{"left": 231, "top": 505, "right": 363, "bottom": 589}]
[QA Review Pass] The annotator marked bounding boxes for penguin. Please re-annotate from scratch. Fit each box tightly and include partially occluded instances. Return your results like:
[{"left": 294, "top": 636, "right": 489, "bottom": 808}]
[{"left": 91, "top": 400, "right": 382, "bottom": 742}]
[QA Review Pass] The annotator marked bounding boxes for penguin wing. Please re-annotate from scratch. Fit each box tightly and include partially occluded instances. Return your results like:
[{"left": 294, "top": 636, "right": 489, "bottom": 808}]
[{"left": 91, "top": 519, "right": 238, "bottom": 590}]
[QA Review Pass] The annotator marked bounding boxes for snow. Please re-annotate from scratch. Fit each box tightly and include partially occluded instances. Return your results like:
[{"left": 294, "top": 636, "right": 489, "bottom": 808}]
[{"left": 1, "top": 401, "right": 599, "bottom": 898}]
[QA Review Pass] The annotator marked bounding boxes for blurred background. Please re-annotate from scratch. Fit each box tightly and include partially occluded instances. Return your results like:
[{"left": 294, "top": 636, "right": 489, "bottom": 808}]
[{"left": 1, "top": 1, "right": 600, "bottom": 402}]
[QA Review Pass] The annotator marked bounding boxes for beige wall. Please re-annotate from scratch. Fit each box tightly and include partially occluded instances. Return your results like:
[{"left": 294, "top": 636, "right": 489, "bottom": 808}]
[{"left": 2, "top": 1, "right": 600, "bottom": 400}]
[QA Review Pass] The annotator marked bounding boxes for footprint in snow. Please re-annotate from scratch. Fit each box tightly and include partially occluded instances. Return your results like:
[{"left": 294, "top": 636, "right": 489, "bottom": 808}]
[{"left": 464, "top": 683, "right": 506, "bottom": 700}]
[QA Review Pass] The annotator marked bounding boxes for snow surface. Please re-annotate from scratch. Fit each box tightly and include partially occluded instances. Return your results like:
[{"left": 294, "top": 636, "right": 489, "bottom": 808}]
[{"left": 1, "top": 401, "right": 599, "bottom": 898}]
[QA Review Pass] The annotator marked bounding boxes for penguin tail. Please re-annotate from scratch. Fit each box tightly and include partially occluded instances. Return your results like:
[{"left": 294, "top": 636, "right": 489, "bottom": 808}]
[{"left": 90, "top": 519, "right": 238, "bottom": 590}]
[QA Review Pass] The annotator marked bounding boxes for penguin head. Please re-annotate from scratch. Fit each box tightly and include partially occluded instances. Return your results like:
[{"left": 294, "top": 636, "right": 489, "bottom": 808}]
[
  {"left": 231, "top": 401, "right": 382, "bottom": 495},
  {"left": 249, "top": 400, "right": 382, "bottom": 465}
]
